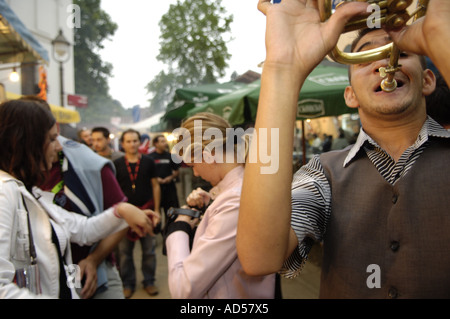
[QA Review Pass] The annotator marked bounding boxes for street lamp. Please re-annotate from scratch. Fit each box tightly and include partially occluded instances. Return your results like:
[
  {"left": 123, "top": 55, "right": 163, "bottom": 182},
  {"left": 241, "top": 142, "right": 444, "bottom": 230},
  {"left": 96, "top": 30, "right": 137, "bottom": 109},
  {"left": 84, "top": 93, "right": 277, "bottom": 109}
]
[
  {"left": 52, "top": 29, "right": 70, "bottom": 107},
  {"left": 9, "top": 67, "right": 20, "bottom": 82}
]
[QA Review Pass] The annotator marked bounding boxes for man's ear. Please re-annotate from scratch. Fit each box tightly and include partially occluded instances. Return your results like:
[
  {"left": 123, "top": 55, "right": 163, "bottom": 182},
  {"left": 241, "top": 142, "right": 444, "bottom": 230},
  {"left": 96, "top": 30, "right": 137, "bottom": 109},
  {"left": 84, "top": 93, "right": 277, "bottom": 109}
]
[
  {"left": 344, "top": 86, "right": 359, "bottom": 109},
  {"left": 422, "top": 69, "right": 436, "bottom": 97}
]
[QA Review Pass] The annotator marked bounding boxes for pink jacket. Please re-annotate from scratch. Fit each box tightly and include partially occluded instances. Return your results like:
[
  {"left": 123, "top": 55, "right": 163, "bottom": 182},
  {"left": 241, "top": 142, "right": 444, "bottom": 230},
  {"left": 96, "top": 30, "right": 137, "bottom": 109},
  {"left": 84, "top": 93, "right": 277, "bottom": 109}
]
[{"left": 166, "top": 166, "right": 275, "bottom": 299}]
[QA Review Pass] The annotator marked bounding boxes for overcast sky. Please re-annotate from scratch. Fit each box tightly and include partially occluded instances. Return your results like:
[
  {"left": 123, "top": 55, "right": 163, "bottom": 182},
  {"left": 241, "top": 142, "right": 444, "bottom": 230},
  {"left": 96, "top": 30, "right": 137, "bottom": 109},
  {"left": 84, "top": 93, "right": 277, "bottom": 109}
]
[{"left": 99, "top": 1, "right": 267, "bottom": 110}]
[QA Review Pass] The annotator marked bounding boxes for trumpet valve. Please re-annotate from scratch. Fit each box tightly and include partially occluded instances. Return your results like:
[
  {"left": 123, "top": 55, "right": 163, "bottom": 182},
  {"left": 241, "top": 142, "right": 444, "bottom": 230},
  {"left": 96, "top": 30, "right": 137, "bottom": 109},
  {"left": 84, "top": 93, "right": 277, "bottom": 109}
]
[
  {"left": 385, "top": 12, "right": 409, "bottom": 29},
  {"left": 387, "top": 0, "right": 412, "bottom": 12},
  {"left": 379, "top": 67, "right": 388, "bottom": 78},
  {"left": 379, "top": 65, "right": 400, "bottom": 78}
]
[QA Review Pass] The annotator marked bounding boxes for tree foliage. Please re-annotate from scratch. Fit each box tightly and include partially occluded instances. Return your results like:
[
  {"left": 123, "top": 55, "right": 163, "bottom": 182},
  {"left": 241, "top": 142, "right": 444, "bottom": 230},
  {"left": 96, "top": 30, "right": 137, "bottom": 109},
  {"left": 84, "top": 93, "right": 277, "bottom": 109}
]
[
  {"left": 73, "top": 0, "right": 127, "bottom": 124},
  {"left": 146, "top": 0, "right": 233, "bottom": 114}
]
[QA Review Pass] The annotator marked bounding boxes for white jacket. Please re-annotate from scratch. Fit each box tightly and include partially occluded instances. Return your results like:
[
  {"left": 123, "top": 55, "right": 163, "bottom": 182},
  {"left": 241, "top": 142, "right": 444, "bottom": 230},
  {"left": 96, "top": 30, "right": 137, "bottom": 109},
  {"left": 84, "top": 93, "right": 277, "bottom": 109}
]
[{"left": 0, "top": 171, "right": 128, "bottom": 299}]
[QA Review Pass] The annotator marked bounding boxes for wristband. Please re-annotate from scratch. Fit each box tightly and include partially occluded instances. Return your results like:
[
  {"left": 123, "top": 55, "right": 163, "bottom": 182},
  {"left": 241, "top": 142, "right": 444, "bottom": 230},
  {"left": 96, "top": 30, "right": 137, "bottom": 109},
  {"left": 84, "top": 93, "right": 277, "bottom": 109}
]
[{"left": 165, "top": 221, "right": 192, "bottom": 238}]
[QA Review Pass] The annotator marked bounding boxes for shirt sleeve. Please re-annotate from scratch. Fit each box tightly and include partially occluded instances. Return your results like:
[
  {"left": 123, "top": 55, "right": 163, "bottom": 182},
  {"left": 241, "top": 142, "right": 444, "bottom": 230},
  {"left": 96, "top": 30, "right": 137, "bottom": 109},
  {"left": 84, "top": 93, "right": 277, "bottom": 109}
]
[
  {"left": 100, "top": 165, "right": 127, "bottom": 209},
  {"left": 170, "top": 154, "right": 180, "bottom": 171},
  {"left": 147, "top": 157, "right": 157, "bottom": 179},
  {"left": 165, "top": 195, "right": 240, "bottom": 298},
  {"left": 36, "top": 195, "right": 128, "bottom": 247},
  {"left": 280, "top": 155, "right": 331, "bottom": 278}
]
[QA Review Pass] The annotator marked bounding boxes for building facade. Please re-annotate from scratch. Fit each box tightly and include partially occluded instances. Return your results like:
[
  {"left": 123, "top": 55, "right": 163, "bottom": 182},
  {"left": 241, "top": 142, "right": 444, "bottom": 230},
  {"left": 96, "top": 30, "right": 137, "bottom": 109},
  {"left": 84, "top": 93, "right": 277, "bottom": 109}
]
[{"left": 1, "top": 0, "right": 75, "bottom": 110}]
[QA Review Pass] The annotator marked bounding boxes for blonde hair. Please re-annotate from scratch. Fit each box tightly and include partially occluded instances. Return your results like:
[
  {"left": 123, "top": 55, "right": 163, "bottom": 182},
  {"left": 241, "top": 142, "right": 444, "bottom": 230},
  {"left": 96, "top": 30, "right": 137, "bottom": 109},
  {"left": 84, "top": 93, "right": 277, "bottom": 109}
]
[{"left": 177, "top": 112, "right": 250, "bottom": 164}]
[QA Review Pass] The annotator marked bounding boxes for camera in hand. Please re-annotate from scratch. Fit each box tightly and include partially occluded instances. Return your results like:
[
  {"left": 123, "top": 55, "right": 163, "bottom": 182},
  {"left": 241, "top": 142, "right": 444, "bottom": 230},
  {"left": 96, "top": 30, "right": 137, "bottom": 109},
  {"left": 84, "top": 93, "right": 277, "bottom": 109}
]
[
  {"left": 162, "top": 206, "right": 206, "bottom": 255},
  {"left": 167, "top": 207, "right": 203, "bottom": 220}
]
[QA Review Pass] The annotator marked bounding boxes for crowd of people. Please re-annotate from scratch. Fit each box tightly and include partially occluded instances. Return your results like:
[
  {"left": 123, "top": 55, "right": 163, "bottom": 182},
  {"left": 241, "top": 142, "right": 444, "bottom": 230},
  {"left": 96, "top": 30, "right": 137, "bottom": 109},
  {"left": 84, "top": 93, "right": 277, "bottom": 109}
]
[
  {"left": 73, "top": 115, "right": 277, "bottom": 299},
  {"left": 307, "top": 129, "right": 352, "bottom": 154},
  {"left": 1, "top": 0, "right": 449, "bottom": 299},
  {"left": 58, "top": 125, "right": 184, "bottom": 298}
]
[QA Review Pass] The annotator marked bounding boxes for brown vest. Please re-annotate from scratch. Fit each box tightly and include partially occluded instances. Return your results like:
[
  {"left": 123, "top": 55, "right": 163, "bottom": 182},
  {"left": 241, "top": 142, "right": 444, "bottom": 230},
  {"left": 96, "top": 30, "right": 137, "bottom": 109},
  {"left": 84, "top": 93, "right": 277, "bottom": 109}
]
[{"left": 319, "top": 138, "right": 450, "bottom": 298}]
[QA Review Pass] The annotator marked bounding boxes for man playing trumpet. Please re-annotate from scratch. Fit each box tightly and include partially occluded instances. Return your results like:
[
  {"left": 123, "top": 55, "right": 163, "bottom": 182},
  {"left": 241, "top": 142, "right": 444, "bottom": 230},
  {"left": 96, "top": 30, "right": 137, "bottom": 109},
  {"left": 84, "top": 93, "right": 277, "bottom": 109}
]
[{"left": 237, "top": 0, "right": 450, "bottom": 298}]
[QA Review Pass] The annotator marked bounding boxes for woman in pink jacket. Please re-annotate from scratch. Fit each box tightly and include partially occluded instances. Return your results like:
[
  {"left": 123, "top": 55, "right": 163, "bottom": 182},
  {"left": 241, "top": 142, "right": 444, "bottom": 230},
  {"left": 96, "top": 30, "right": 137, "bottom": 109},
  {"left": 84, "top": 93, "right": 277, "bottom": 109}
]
[{"left": 165, "top": 113, "right": 275, "bottom": 299}]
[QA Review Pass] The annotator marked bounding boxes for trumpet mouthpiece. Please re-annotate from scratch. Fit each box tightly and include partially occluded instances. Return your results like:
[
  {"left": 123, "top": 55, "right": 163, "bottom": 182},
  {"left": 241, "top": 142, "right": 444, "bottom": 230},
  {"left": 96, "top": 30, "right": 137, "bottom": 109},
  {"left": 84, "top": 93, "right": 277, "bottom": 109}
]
[{"left": 381, "top": 78, "right": 397, "bottom": 93}]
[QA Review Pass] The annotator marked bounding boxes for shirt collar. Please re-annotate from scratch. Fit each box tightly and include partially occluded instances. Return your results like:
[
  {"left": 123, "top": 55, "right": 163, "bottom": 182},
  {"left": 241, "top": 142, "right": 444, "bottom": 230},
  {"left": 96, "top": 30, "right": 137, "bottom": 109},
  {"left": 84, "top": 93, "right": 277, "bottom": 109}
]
[
  {"left": 209, "top": 165, "right": 244, "bottom": 200},
  {"left": 0, "top": 170, "right": 15, "bottom": 182},
  {"left": 343, "top": 116, "right": 450, "bottom": 167}
]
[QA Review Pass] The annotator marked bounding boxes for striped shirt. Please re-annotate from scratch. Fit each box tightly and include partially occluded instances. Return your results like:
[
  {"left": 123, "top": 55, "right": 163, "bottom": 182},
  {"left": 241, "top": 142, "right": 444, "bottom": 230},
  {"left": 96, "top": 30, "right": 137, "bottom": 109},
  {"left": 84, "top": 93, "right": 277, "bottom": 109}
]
[{"left": 281, "top": 117, "right": 450, "bottom": 278}]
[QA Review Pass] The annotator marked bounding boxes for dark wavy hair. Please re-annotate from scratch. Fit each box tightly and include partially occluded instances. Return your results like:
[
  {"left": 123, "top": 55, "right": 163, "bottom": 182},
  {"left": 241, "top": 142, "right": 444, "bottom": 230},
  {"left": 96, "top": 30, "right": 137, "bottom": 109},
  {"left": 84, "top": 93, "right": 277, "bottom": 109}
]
[{"left": 0, "top": 99, "right": 56, "bottom": 190}]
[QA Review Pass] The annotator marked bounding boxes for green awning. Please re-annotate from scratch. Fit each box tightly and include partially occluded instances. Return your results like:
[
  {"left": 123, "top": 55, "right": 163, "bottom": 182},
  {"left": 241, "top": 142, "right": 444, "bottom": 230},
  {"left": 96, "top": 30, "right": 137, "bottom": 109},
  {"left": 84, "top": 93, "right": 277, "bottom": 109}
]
[
  {"left": 187, "top": 79, "right": 260, "bottom": 126},
  {"left": 188, "top": 64, "right": 357, "bottom": 126},
  {"left": 163, "top": 81, "right": 246, "bottom": 121}
]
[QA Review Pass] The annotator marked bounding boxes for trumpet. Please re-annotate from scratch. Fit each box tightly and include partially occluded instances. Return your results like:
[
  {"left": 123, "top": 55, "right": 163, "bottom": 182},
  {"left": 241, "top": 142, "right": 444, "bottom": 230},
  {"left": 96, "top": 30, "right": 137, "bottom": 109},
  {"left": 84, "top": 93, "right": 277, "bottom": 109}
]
[{"left": 318, "top": 0, "right": 429, "bottom": 92}]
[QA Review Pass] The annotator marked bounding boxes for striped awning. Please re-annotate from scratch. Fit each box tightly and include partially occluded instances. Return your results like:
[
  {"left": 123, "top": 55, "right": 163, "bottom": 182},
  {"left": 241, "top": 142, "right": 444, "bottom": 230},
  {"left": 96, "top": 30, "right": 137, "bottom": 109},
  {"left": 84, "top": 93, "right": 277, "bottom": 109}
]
[{"left": 0, "top": 0, "right": 49, "bottom": 64}]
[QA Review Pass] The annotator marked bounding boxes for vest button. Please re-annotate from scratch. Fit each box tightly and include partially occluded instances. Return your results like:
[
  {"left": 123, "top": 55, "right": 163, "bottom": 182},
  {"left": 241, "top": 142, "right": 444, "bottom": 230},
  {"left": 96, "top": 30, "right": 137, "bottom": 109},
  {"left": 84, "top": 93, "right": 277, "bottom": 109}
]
[
  {"left": 390, "top": 241, "right": 400, "bottom": 252},
  {"left": 392, "top": 194, "right": 399, "bottom": 204},
  {"left": 388, "top": 287, "right": 398, "bottom": 299}
]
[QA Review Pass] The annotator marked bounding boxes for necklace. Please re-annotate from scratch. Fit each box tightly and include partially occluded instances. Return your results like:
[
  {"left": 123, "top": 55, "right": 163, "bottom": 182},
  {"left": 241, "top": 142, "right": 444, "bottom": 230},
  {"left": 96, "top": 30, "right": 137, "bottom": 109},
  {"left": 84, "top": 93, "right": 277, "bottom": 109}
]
[{"left": 124, "top": 154, "right": 141, "bottom": 192}]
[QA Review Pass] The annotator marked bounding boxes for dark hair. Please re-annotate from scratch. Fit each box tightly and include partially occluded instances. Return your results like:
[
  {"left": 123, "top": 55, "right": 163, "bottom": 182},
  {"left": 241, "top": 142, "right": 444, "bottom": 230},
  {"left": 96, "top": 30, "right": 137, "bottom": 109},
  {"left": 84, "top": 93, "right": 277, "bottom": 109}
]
[
  {"left": 0, "top": 99, "right": 56, "bottom": 189},
  {"left": 426, "top": 73, "right": 450, "bottom": 127},
  {"left": 92, "top": 126, "right": 110, "bottom": 139},
  {"left": 20, "top": 95, "right": 51, "bottom": 111},
  {"left": 350, "top": 28, "right": 377, "bottom": 53},
  {"left": 152, "top": 134, "right": 165, "bottom": 146},
  {"left": 120, "top": 128, "right": 141, "bottom": 143}
]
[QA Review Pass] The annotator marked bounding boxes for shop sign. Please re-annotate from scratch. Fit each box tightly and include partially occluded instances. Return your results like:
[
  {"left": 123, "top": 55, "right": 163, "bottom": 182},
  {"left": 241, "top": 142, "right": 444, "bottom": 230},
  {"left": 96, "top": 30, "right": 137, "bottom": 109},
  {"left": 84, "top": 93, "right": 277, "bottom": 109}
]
[
  {"left": 297, "top": 99, "right": 325, "bottom": 118},
  {"left": 67, "top": 94, "right": 88, "bottom": 108}
]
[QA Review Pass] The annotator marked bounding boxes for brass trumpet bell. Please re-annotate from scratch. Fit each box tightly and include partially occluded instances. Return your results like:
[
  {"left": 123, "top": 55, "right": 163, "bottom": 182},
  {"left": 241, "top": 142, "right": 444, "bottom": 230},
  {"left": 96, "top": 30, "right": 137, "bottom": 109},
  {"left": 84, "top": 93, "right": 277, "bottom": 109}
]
[{"left": 318, "top": 0, "right": 428, "bottom": 92}]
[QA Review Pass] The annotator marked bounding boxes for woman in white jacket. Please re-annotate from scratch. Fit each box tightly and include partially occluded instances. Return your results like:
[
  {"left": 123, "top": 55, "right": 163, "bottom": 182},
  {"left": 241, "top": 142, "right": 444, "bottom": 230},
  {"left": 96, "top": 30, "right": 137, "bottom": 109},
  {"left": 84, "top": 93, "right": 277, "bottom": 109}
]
[{"left": 0, "top": 99, "right": 157, "bottom": 298}]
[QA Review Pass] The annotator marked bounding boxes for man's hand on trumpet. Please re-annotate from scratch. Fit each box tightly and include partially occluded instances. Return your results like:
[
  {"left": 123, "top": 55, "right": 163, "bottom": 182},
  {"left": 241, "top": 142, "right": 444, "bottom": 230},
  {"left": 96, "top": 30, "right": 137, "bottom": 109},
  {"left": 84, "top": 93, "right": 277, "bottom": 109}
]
[{"left": 387, "top": 0, "right": 450, "bottom": 86}]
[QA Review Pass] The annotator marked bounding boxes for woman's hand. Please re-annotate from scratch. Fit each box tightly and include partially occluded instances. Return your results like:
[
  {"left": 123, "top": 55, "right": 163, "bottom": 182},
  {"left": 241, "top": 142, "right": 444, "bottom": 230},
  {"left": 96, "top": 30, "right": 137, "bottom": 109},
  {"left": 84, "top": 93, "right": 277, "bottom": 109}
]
[
  {"left": 143, "top": 209, "right": 161, "bottom": 228},
  {"left": 186, "top": 188, "right": 211, "bottom": 208},
  {"left": 77, "top": 258, "right": 98, "bottom": 299},
  {"left": 116, "top": 203, "right": 154, "bottom": 237}
]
